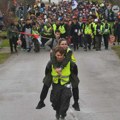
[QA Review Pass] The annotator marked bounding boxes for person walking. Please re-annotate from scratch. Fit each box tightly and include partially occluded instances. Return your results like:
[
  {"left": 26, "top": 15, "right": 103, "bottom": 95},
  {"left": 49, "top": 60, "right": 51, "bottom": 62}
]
[
  {"left": 22, "top": 19, "right": 32, "bottom": 52},
  {"left": 36, "top": 39, "right": 80, "bottom": 111},
  {"left": 93, "top": 19, "right": 103, "bottom": 51},
  {"left": 70, "top": 16, "right": 81, "bottom": 51},
  {"left": 40, "top": 46, "right": 78, "bottom": 120},
  {"left": 83, "top": 19, "right": 92, "bottom": 51},
  {"left": 103, "top": 19, "right": 111, "bottom": 49},
  {"left": 7, "top": 21, "right": 19, "bottom": 53}
]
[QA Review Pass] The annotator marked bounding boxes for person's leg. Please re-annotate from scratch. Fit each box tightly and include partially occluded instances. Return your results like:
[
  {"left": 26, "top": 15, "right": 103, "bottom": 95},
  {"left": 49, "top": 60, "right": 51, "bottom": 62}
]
[
  {"left": 103, "top": 35, "right": 109, "bottom": 49},
  {"left": 36, "top": 84, "right": 49, "bottom": 109},
  {"left": 13, "top": 37, "right": 17, "bottom": 52},
  {"left": 50, "top": 84, "right": 61, "bottom": 120},
  {"left": 118, "top": 35, "right": 120, "bottom": 45},
  {"left": 95, "top": 36, "right": 99, "bottom": 51},
  {"left": 59, "top": 87, "right": 72, "bottom": 119},
  {"left": 72, "top": 87, "right": 80, "bottom": 111},
  {"left": 9, "top": 38, "right": 13, "bottom": 53},
  {"left": 73, "top": 40, "right": 76, "bottom": 51},
  {"left": 21, "top": 36, "right": 26, "bottom": 49},
  {"left": 76, "top": 38, "right": 79, "bottom": 50},
  {"left": 98, "top": 36, "right": 102, "bottom": 50},
  {"left": 84, "top": 35, "right": 87, "bottom": 51},
  {"left": 87, "top": 35, "right": 92, "bottom": 50}
]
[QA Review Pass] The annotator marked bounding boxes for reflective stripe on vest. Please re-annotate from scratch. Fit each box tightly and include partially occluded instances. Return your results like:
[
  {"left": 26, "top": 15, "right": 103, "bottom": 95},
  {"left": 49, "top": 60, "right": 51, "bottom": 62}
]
[
  {"left": 44, "top": 26, "right": 52, "bottom": 35},
  {"left": 84, "top": 24, "right": 92, "bottom": 35},
  {"left": 59, "top": 25, "right": 66, "bottom": 34},
  {"left": 51, "top": 62, "right": 71, "bottom": 85},
  {"left": 94, "top": 24, "right": 103, "bottom": 35}
]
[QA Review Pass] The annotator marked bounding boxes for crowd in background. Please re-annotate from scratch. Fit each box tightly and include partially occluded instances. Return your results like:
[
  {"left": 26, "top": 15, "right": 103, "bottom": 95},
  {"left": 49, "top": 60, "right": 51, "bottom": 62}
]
[{"left": 6, "top": 0, "right": 120, "bottom": 53}]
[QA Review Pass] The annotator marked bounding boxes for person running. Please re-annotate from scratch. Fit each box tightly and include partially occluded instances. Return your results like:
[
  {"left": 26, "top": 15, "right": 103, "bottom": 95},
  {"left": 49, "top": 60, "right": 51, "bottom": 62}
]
[
  {"left": 7, "top": 21, "right": 19, "bottom": 53},
  {"left": 46, "top": 47, "right": 77, "bottom": 120},
  {"left": 36, "top": 38, "right": 80, "bottom": 111}
]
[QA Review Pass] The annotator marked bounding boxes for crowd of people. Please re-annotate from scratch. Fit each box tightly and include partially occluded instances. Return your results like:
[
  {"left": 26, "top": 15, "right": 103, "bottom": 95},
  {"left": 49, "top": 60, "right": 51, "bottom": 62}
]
[
  {"left": 7, "top": 0, "right": 120, "bottom": 53},
  {"left": 6, "top": 1, "right": 120, "bottom": 120}
]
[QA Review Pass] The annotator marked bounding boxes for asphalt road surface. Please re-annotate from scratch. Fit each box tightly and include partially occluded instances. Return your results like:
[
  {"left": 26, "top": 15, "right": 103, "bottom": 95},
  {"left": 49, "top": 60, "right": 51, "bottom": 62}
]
[{"left": 0, "top": 47, "right": 120, "bottom": 120}]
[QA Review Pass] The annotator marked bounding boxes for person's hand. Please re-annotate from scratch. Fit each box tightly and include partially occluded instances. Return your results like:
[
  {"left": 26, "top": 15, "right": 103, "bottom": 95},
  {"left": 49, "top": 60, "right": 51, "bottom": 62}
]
[
  {"left": 50, "top": 49, "right": 53, "bottom": 53},
  {"left": 55, "top": 68, "right": 62, "bottom": 75}
]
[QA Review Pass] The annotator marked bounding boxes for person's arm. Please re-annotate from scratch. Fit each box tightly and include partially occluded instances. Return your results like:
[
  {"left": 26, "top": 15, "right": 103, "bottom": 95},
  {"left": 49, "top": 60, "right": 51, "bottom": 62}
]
[
  {"left": 50, "top": 51, "right": 59, "bottom": 68},
  {"left": 45, "top": 38, "right": 53, "bottom": 49},
  {"left": 70, "top": 61, "right": 78, "bottom": 76},
  {"left": 45, "top": 60, "right": 52, "bottom": 75},
  {"left": 60, "top": 50, "right": 72, "bottom": 69},
  {"left": 51, "top": 49, "right": 72, "bottom": 70}
]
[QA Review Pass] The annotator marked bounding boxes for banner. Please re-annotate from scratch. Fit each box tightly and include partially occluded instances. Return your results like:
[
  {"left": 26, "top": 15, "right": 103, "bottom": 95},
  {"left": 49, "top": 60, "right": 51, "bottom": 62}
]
[{"left": 72, "top": 0, "right": 78, "bottom": 10}]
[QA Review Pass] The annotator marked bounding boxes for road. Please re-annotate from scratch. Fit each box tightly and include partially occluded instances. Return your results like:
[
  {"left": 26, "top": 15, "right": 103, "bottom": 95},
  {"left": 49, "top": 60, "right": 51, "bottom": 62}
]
[{"left": 0, "top": 47, "right": 120, "bottom": 120}]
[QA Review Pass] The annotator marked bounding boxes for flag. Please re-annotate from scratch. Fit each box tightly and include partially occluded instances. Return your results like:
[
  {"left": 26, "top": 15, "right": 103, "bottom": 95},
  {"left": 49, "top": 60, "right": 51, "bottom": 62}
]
[{"left": 72, "top": 0, "right": 78, "bottom": 10}]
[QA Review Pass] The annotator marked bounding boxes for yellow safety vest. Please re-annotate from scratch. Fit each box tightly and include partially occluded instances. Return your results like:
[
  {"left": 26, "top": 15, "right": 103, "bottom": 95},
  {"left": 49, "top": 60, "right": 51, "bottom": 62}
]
[
  {"left": 44, "top": 25, "right": 52, "bottom": 36},
  {"left": 67, "top": 48, "right": 76, "bottom": 63},
  {"left": 84, "top": 24, "right": 92, "bottom": 35},
  {"left": 51, "top": 62, "right": 71, "bottom": 85},
  {"left": 32, "top": 30, "right": 39, "bottom": 35},
  {"left": 58, "top": 25, "right": 66, "bottom": 34},
  {"left": 94, "top": 24, "right": 103, "bottom": 35},
  {"left": 103, "top": 23, "right": 111, "bottom": 34},
  {"left": 52, "top": 24, "right": 57, "bottom": 32}
]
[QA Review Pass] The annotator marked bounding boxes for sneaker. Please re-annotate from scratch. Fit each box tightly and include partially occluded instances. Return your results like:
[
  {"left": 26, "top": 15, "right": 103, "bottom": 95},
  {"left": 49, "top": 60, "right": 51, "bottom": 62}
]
[
  {"left": 27, "top": 48, "right": 31, "bottom": 52},
  {"left": 36, "top": 101, "right": 45, "bottom": 109},
  {"left": 72, "top": 102, "right": 80, "bottom": 111},
  {"left": 59, "top": 116, "right": 65, "bottom": 120},
  {"left": 56, "top": 113, "right": 60, "bottom": 120}
]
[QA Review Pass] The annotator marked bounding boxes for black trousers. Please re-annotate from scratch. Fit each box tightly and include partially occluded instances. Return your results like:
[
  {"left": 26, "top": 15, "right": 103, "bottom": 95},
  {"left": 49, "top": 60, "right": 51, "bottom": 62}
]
[
  {"left": 72, "top": 36, "right": 79, "bottom": 51},
  {"left": 84, "top": 34, "right": 92, "bottom": 50},
  {"left": 40, "top": 84, "right": 79, "bottom": 104},
  {"left": 95, "top": 36, "right": 102, "bottom": 50},
  {"left": 9, "top": 37, "right": 17, "bottom": 52},
  {"left": 50, "top": 84, "right": 72, "bottom": 117},
  {"left": 103, "top": 34, "right": 109, "bottom": 49}
]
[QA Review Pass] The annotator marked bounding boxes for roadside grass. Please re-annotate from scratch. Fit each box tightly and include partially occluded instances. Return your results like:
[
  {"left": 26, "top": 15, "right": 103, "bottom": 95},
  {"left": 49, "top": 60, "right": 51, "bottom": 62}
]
[
  {"left": 0, "top": 53, "right": 11, "bottom": 64},
  {"left": 0, "top": 39, "right": 9, "bottom": 48},
  {"left": 0, "top": 31, "right": 7, "bottom": 37},
  {"left": 112, "top": 46, "right": 120, "bottom": 58},
  {"left": 0, "top": 31, "right": 11, "bottom": 64}
]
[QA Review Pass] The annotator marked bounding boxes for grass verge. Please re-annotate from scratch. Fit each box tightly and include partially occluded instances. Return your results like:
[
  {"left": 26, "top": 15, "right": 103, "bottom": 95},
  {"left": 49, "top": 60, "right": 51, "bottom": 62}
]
[
  {"left": 0, "top": 39, "right": 9, "bottom": 48},
  {"left": 0, "top": 53, "right": 11, "bottom": 64},
  {"left": 112, "top": 46, "right": 120, "bottom": 58}
]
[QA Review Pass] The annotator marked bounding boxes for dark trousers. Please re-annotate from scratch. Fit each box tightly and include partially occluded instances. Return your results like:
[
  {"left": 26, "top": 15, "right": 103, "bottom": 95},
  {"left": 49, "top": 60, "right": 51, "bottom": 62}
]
[
  {"left": 21, "top": 36, "right": 26, "bottom": 49},
  {"left": 95, "top": 35, "right": 102, "bottom": 50},
  {"left": 41, "top": 35, "right": 51, "bottom": 47},
  {"left": 9, "top": 37, "right": 17, "bottom": 52},
  {"left": 84, "top": 34, "right": 92, "bottom": 50},
  {"left": 39, "top": 84, "right": 79, "bottom": 104},
  {"left": 117, "top": 34, "right": 120, "bottom": 45},
  {"left": 72, "top": 36, "right": 79, "bottom": 51},
  {"left": 79, "top": 35, "right": 83, "bottom": 47},
  {"left": 103, "top": 34, "right": 109, "bottom": 49},
  {"left": 50, "top": 84, "right": 72, "bottom": 117},
  {"left": 92, "top": 37, "right": 96, "bottom": 48}
]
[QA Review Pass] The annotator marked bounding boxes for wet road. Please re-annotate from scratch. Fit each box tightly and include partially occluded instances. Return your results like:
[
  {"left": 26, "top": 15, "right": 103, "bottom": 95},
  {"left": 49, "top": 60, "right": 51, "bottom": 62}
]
[{"left": 0, "top": 48, "right": 120, "bottom": 120}]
